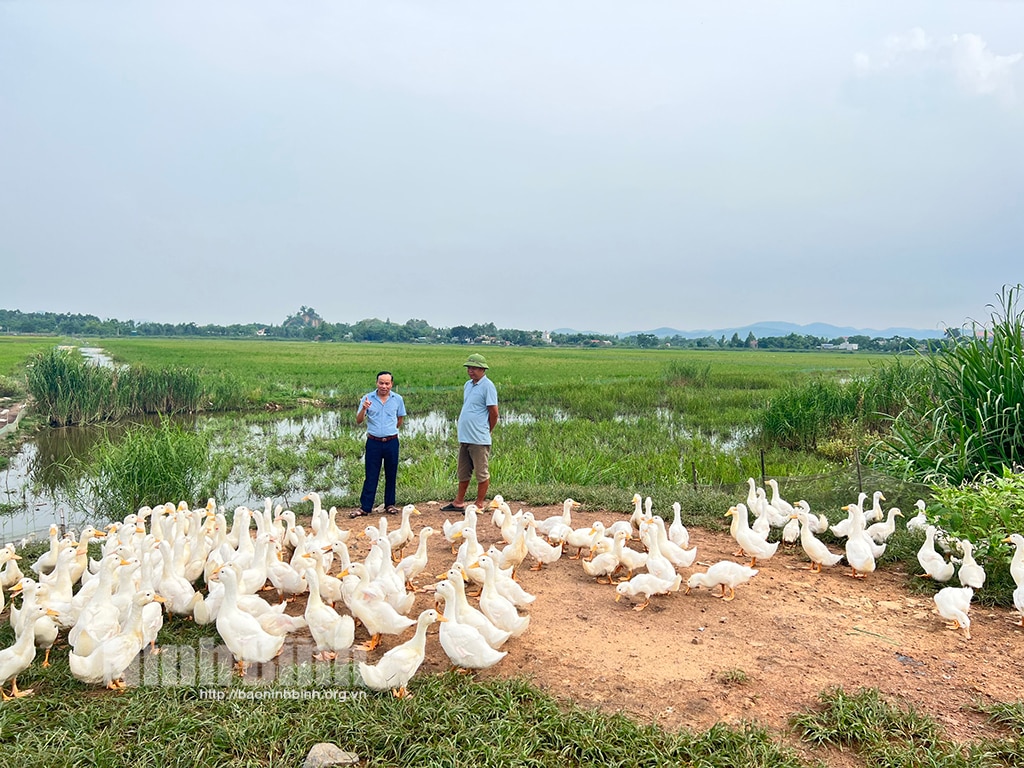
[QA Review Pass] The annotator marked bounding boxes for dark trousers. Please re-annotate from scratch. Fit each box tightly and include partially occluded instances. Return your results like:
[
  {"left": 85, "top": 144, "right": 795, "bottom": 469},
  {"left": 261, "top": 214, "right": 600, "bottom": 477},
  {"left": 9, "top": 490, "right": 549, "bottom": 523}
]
[{"left": 360, "top": 438, "right": 399, "bottom": 512}]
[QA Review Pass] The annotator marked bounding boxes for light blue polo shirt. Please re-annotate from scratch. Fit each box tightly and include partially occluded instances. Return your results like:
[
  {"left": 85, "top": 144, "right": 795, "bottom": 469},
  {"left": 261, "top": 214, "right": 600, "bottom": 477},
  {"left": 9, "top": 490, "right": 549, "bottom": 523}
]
[
  {"left": 457, "top": 375, "right": 498, "bottom": 445},
  {"left": 359, "top": 391, "right": 406, "bottom": 438}
]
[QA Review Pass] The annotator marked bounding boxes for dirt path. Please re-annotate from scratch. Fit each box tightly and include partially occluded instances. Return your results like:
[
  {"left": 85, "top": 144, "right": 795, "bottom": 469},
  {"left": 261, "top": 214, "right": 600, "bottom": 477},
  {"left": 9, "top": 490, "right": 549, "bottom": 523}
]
[{"left": 295, "top": 500, "right": 1022, "bottom": 754}]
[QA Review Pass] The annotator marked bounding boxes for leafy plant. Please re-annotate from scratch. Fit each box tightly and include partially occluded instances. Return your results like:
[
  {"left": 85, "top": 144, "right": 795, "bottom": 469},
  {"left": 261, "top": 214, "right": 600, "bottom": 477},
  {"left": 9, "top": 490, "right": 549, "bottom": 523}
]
[
  {"left": 874, "top": 284, "right": 1024, "bottom": 484},
  {"left": 717, "top": 668, "right": 750, "bottom": 685}
]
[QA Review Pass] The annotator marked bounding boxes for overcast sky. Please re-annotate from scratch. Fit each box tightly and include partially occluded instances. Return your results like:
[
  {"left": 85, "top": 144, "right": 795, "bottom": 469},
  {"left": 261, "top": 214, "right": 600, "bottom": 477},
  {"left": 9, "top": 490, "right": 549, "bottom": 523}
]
[{"left": 2, "top": 1, "right": 1022, "bottom": 335}]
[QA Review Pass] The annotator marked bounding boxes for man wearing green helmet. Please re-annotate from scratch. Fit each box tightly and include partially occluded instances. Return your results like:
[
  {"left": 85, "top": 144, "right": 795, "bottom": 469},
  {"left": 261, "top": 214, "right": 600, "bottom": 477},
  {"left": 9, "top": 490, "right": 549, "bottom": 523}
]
[{"left": 441, "top": 353, "right": 499, "bottom": 512}]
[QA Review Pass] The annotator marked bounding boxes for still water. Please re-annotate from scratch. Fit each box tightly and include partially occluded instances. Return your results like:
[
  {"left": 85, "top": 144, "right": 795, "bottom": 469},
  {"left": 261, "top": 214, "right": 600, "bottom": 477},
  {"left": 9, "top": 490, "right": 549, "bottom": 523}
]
[{"left": 0, "top": 408, "right": 475, "bottom": 546}]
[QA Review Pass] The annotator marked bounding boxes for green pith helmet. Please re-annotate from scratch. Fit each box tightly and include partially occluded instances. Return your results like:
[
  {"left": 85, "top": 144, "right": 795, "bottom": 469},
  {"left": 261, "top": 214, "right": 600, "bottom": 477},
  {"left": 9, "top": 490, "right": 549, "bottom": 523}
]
[{"left": 463, "top": 353, "right": 489, "bottom": 369}]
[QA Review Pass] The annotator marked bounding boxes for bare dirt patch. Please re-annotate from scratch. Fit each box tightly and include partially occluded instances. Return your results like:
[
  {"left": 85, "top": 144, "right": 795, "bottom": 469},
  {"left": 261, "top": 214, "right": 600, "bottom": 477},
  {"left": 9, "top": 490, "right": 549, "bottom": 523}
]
[{"left": 305, "top": 502, "right": 1023, "bottom": 753}]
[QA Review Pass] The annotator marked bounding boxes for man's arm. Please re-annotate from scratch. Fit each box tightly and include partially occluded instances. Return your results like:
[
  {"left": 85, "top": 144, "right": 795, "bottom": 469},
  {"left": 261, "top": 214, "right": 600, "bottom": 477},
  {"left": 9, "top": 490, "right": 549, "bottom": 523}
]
[{"left": 487, "top": 405, "right": 499, "bottom": 432}]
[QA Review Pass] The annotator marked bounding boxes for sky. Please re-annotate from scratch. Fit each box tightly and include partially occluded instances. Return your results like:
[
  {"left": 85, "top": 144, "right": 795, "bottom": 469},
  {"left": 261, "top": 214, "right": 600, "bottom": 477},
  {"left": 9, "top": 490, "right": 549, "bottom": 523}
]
[{"left": 2, "top": 1, "right": 1022, "bottom": 336}]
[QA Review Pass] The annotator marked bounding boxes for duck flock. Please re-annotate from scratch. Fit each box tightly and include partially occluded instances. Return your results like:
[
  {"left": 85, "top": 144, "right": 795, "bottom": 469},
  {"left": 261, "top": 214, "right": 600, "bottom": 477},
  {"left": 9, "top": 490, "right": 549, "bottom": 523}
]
[{"left": 2, "top": 482, "right": 1023, "bottom": 700}]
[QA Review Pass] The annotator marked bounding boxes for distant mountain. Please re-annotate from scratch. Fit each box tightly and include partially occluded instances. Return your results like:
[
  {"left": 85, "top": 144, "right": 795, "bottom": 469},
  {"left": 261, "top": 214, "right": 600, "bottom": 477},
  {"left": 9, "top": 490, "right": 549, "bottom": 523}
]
[{"left": 555, "top": 321, "right": 946, "bottom": 340}]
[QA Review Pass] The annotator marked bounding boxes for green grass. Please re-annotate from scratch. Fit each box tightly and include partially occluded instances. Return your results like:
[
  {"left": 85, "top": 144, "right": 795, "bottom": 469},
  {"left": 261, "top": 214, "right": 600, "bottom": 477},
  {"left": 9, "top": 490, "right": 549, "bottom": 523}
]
[
  {"left": 0, "top": 337, "right": 63, "bottom": 376},
  {"left": 0, "top": 649, "right": 815, "bottom": 768},
  {"left": 93, "top": 339, "right": 881, "bottom": 427},
  {"left": 792, "top": 687, "right": 1022, "bottom": 767}
]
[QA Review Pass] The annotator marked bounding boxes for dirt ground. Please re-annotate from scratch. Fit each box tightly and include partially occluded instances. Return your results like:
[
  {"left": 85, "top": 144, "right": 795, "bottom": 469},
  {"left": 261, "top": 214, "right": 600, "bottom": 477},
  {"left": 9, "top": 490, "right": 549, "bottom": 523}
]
[{"left": 299, "top": 500, "right": 1023, "bottom": 759}]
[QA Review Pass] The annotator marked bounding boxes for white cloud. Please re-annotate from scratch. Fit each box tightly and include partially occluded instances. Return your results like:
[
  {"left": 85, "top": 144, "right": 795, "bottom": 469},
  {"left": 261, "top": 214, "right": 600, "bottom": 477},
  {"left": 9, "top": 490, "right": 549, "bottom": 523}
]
[
  {"left": 854, "top": 27, "right": 1023, "bottom": 104},
  {"left": 950, "top": 33, "right": 1023, "bottom": 102}
]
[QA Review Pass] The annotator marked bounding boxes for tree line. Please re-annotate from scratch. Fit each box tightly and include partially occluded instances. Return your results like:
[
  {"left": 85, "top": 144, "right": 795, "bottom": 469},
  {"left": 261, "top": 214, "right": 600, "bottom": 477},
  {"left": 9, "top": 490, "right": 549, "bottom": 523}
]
[{"left": 0, "top": 307, "right": 948, "bottom": 352}]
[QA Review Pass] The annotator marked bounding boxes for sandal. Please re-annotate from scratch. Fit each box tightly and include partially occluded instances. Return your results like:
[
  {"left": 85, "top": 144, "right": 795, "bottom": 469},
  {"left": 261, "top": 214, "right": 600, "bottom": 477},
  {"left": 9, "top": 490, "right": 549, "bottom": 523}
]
[
  {"left": 349, "top": 509, "right": 371, "bottom": 519},
  {"left": 440, "top": 502, "right": 465, "bottom": 512},
  {"left": 385, "top": 505, "right": 401, "bottom": 515}
]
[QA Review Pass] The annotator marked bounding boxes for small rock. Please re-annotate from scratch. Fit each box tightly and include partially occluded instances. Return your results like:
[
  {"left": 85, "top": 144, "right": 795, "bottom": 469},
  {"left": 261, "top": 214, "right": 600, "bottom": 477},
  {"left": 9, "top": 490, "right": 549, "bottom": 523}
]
[
  {"left": 304, "top": 743, "right": 359, "bottom": 768},
  {"left": 692, "top": 636, "right": 703, "bottom": 644}
]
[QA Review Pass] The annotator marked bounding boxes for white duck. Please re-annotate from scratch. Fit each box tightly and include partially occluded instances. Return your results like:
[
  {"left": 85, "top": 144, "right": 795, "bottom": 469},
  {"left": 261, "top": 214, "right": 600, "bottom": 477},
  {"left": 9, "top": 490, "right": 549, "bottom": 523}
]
[
  {"left": 866, "top": 507, "right": 904, "bottom": 545},
  {"left": 668, "top": 502, "right": 690, "bottom": 549},
  {"left": 441, "top": 565, "right": 511, "bottom": 649},
  {"left": 1004, "top": 533, "right": 1024, "bottom": 588},
  {"left": 68, "top": 526, "right": 106, "bottom": 585},
  {"left": 1004, "top": 533, "right": 1024, "bottom": 625},
  {"left": 934, "top": 585, "right": 973, "bottom": 640},
  {"left": 30, "top": 524, "right": 68, "bottom": 576},
  {"left": 358, "top": 608, "right": 444, "bottom": 698},
  {"left": 906, "top": 499, "right": 929, "bottom": 532},
  {"left": 1, "top": 604, "right": 58, "bottom": 699},
  {"left": 863, "top": 490, "right": 887, "bottom": 523},
  {"left": 489, "top": 494, "right": 510, "bottom": 528},
  {"left": 155, "top": 539, "right": 199, "bottom": 616},
  {"left": 68, "top": 590, "right": 166, "bottom": 688},
  {"left": 266, "top": 544, "right": 309, "bottom": 601},
  {"left": 487, "top": 515, "right": 530, "bottom": 579},
  {"left": 685, "top": 561, "right": 758, "bottom": 601},
  {"left": 637, "top": 519, "right": 677, "bottom": 582},
  {"left": 434, "top": 579, "right": 508, "bottom": 671},
  {"left": 443, "top": 504, "right": 479, "bottom": 552},
  {"left": 651, "top": 516, "right": 696, "bottom": 568},
  {"left": 955, "top": 539, "right": 986, "bottom": 589},
  {"left": 341, "top": 563, "right": 416, "bottom": 651},
  {"left": 524, "top": 519, "right": 563, "bottom": 571},
  {"left": 556, "top": 521, "right": 601, "bottom": 560},
  {"left": 303, "top": 568, "right": 355, "bottom": 660},
  {"left": 211, "top": 563, "right": 286, "bottom": 672},
  {"left": 796, "top": 508, "right": 844, "bottom": 573},
  {"left": 488, "top": 497, "right": 518, "bottom": 544},
  {"left": 830, "top": 493, "right": 868, "bottom": 538},
  {"left": 474, "top": 555, "right": 530, "bottom": 637},
  {"left": 628, "top": 493, "right": 646, "bottom": 533},
  {"left": 765, "top": 478, "right": 797, "bottom": 522},
  {"left": 727, "top": 504, "right": 778, "bottom": 568},
  {"left": 0, "top": 544, "right": 24, "bottom": 590},
  {"left": 611, "top": 529, "right": 648, "bottom": 580},
  {"left": 918, "top": 525, "right": 954, "bottom": 582},
  {"left": 473, "top": 552, "right": 535, "bottom": 608},
  {"left": 792, "top": 500, "right": 830, "bottom": 535},
  {"left": 614, "top": 572, "right": 681, "bottom": 611},
  {"left": 535, "top": 498, "right": 580, "bottom": 538},
  {"left": 581, "top": 534, "right": 623, "bottom": 584},
  {"left": 843, "top": 505, "right": 878, "bottom": 579},
  {"left": 781, "top": 515, "right": 801, "bottom": 544},
  {"left": 387, "top": 504, "right": 420, "bottom": 559},
  {"left": 395, "top": 526, "right": 434, "bottom": 590}
]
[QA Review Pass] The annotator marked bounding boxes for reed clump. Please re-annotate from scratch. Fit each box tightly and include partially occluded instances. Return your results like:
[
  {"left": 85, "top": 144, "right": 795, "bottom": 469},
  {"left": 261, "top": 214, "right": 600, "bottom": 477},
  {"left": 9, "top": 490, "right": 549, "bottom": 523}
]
[{"left": 26, "top": 347, "right": 245, "bottom": 426}]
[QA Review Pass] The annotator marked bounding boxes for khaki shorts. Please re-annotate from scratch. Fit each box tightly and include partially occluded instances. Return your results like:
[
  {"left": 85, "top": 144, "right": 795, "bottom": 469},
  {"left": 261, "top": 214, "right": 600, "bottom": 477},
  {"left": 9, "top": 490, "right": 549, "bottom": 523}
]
[{"left": 457, "top": 443, "right": 490, "bottom": 483}]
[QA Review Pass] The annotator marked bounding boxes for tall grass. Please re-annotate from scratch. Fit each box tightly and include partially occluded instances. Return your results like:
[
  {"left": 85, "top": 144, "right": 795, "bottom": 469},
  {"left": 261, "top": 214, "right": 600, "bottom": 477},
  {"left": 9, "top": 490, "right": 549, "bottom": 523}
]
[
  {"left": 875, "top": 284, "right": 1024, "bottom": 484},
  {"left": 25, "top": 347, "right": 246, "bottom": 426},
  {"left": 87, "top": 419, "right": 213, "bottom": 520}
]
